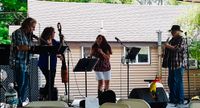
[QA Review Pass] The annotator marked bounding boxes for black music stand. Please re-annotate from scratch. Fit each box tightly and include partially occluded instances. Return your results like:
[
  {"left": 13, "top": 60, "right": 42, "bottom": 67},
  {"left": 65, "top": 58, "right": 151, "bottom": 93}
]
[
  {"left": 30, "top": 45, "right": 67, "bottom": 100},
  {"left": 30, "top": 45, "right": 67, "bottom": 54},
  {"left": 126, "top": 47, "right": 141, "bottom": 61},
  {"left": 125, "top": 47, "right": 140, "bottom": 97},
  {"left": 73, "top": 58, "right": 98, "bottom": 97}
]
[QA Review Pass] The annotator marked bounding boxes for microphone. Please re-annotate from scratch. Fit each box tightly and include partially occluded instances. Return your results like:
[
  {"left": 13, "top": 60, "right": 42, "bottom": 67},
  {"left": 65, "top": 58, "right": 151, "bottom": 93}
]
[
  {"left": 32, "top": 34, "right": 39, "bottom": 40},
  {"left": 31, "top": 33, "right": 49, "bottom": 45},
  {"left": 29, "top": 32, "right": 39, "bottom": 41},
  {"left": 166, "top": 37, "right": 171, "bottom": 43},
  {"left": 115, "top": 37, "right": 120, "bottom": 42},
  {"left": 184, "top": 32, "right": 187, "bottom": 36}
]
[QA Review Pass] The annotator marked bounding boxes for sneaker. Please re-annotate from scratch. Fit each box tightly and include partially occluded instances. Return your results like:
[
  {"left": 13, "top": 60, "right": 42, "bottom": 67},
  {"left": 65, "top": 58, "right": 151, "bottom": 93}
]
[
  {"left": 22, "top": 98, "right": 29, "bottom": 106},
  {"left": 169, "top": 100, "right": 177, "bottom": 104},
  {"left": 177, "top": 104, "right": 185, "bottom": 108}
]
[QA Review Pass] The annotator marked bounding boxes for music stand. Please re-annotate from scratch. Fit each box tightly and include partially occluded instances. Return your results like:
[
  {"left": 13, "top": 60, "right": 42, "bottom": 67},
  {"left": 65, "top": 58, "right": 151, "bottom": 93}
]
[
  {"left": 126, "top": 47, "right": 141, "bottom": 61},
  {"left": 73, "top": 58, "right": 98, "bottom": 97},
  {"left": 125, "top": 47, "right": 140, "bottom": 97},
  {"left": 30, "top": 45, "right": 67, "bottom": 54},
  {"left": 30, "top": 45, "right": 67, "bottom": 100}
]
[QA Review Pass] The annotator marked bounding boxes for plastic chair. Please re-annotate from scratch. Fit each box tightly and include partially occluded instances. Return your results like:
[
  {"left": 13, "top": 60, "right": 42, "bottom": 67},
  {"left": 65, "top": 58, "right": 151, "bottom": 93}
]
[
  {"left": 189, "top": 101, "right": 200, "bottom": 108},
  {"left": 100, "top": 103, "right": 130, "bottom": 108},
  {"left": 25, "top": 101, "right": 69, "bottom": 108},
  {"left": 117, "top": 99, "right": 151, "bottom": 108}
]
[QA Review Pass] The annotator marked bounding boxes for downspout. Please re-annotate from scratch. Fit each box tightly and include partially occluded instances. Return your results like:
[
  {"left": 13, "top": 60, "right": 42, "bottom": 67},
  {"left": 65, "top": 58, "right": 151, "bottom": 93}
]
[{"left": 157, "top": 30, "right": 162, "bottom": 80}]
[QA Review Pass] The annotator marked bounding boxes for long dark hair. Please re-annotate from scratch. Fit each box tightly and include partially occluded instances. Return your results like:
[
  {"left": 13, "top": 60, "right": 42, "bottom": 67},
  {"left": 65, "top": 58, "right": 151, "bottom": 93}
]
[
  {"left": 21, "top": 17, "right": 36, "bottom": 33},
  {"left": 92, "top": 35, "right": 112, "bottom": 54},
  {"left": 40, "top": 27, "right": 55, "bottom": 45}
]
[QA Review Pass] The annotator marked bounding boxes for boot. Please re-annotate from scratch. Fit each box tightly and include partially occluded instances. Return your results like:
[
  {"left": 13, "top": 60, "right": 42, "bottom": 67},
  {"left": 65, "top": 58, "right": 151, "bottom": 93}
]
[
  {"left": 98, "top": 89, "right": 103, "bottom": 105},
  {"left": 98, "top": 89, "right": 103, "bottom": 98}
]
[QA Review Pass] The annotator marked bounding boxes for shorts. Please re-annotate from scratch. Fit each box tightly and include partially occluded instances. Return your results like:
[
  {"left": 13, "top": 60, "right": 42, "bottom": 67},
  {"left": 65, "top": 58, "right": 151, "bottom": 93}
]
[{"left": 95, "top": 71, "right": 111, "bottom": 80}]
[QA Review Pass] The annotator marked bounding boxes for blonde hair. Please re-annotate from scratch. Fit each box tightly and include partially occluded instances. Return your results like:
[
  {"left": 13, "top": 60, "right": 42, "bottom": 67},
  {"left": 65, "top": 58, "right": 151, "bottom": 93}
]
[{"left": 21, "top": 17, "right": 36, "bottom": 33}]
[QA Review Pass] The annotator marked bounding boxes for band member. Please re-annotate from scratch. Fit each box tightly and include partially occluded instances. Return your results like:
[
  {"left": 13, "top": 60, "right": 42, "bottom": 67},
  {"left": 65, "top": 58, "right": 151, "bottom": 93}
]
[
  {"left": 90, "top": 34, "right": 112, "bottom": 97},
  {"left": 38, "top": 27, "right": 62, "bottom": 100},
  {"left": 11, "top": 17, "right": 36, "bottom": 106},
  {"left": 162, "top": 25, "right": 187, "bottom": 105}
]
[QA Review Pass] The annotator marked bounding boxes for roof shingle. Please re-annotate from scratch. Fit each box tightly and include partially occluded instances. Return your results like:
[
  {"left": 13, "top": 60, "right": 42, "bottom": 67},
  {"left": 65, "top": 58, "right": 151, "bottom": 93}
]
[{"left": 29, "top": 1, "right": 190, "bottom": 42}]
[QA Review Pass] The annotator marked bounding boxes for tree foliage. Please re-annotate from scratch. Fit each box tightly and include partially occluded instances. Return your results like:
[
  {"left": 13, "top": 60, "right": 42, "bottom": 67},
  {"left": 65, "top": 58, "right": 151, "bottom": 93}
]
[
  {"left": 177, "top": 5, "right": 200, "bottom": 63},
  {"left": 189, "top": 40, "right": 200, "bottom": 61},
  {"left": 177, "top": 5, "right": 200, "bottom": 37},
  {"left": 0, "top": 0, "right": 27, "bottom": 44},
  {"left": 46, "top": 0, "right": 135, "bottom": 4}
]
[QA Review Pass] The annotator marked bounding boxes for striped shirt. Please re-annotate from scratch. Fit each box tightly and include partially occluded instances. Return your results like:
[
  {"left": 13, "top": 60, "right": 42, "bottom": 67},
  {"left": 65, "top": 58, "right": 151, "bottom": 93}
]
[
  {"left": 10, "top": 28, "right": 32, "bottom": 71},
  {"left": 166, "top": 36, "right": 187, "bottom": 69}
]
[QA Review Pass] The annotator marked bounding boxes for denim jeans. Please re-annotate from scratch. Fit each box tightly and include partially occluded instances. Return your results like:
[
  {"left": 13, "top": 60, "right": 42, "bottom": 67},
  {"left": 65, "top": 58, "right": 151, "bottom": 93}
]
[
  {"left": 14, "top": 64, "right": 29, "bottom": 105},
  {"left": 168, "top": 66, "right": 184, "bottom": 104}
]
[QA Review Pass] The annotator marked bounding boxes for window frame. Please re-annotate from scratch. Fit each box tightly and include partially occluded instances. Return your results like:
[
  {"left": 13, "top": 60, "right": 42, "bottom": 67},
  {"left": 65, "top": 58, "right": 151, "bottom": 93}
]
[
  {"left": 122, "top": 46, "right": 150, "bottom": 65},
  {"left": 81, "top": 46, "right": 91, "bottom": 58}
]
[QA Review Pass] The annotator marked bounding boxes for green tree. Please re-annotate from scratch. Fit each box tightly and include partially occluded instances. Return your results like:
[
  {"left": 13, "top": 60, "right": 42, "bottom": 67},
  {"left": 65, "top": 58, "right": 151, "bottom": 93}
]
[
  {"left": 46, "top": 0, "right": 135, "bottom": 4},
  {"left": 189, "top": 41, "right": 200, "bottom": 60},
  {"left": 178, "top": 6, "right": 200, "bottom": 37},
  {"left": 0, "top": 0, "right": 27, "bottom": 44},
  {"left": 177, "top": 5, "right": 200, "bottom": 68},
  {"left": 189, "top": 40, "right": 200, "bottom": 68}
]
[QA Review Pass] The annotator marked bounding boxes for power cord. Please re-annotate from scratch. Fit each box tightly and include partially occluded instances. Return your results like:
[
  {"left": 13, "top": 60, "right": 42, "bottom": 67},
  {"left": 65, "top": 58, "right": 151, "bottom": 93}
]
[{"left": 69, "top": 52, "right": 84, "bottom": 98}]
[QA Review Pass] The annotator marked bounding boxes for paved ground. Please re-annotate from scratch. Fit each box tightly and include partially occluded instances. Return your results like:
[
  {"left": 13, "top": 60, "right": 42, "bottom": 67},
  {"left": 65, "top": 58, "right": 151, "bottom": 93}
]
[
  {"left": 72, "top": 99, "right": 190, "bottom": 108},
  {"left": 167, "top": 103, "right": 189, "bottom": 108}
]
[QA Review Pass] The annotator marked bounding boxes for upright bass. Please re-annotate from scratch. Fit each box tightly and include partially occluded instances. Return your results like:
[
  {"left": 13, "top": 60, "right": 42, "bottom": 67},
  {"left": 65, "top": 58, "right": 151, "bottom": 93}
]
[{"left": 57, "top": 23, "right": 68, "bottom": 84}]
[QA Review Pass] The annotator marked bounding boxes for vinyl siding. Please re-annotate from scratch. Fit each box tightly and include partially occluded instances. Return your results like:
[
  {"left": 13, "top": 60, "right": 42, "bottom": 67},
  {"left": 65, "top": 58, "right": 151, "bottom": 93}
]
[
  {"left": 52, "top": 43, "right": 196, "bottom": 99},
  {"left": 51, "top": 43, "right": 167, "bottom": 99},
  {"left": 25, "top": 1, "right": 195, "bottom": 99}
]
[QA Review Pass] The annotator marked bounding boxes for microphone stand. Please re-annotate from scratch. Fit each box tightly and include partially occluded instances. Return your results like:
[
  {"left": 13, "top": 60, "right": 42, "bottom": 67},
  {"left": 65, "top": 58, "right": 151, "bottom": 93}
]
[
  {"left": 115, "top": 38, "right": 131, "bottom": 98},
  {"left": 31, "top": 34, "right": 54, "bottom": 101},
  {"left": 64, "top": 41, "right": 71, "bottom": 105},
  {"left": 185, "top": 32, "right": 191, "bottom": 104},
  {"left": 67, "top": 46, "right": 70, "bottom": 105}
]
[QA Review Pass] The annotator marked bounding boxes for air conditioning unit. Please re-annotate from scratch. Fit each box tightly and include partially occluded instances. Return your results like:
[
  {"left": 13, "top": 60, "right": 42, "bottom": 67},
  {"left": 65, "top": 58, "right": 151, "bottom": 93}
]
[{"left": 189, "top": 59, "right": 198, "bottom": 69}]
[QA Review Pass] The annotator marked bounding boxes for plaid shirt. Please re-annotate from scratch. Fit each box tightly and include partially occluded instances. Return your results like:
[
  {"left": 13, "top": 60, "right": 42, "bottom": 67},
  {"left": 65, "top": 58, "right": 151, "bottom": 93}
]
[
  {"left": 10, "top": 28, "right": 32, "bottom": 71},
  {"left": 166, "top": 36, "right": 187, "bottom": 69}
]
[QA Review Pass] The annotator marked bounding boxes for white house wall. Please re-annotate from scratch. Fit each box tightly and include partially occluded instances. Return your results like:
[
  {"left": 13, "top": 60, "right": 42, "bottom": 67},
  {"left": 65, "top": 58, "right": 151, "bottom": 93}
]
[{"left": 28, "top": 0, "right": 191, "bottom": 99}]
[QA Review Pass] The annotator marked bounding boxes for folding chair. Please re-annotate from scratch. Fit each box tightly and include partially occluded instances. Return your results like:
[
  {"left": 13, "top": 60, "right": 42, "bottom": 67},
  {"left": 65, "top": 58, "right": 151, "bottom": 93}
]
[
  {"left": 100, "top": 103, "right": 130, "bottom": 108},
  {"left": 189, "top": 101, "right": 200, "bottom": 108},
  {"left": 117, "top": 99, "right": 151, "bottom": 108},
  {"left": 25, "top": 101, "right": 69, "bottom": 108}
]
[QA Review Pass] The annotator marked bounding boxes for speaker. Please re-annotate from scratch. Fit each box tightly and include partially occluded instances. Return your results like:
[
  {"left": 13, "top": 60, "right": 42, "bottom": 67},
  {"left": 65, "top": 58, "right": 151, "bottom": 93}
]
[
  {"left": 99, "top": 90, "right": 116, "bottom": 105},
  {"left": 39, "top": 87, "right": 58, "bottom": 101},
  {"left": 129, "top": 87, "right": 168, "bottom": 108}
]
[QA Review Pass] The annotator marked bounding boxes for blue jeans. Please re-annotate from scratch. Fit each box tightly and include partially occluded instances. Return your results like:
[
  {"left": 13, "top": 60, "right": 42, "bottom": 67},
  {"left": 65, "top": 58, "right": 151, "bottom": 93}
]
[
  {"left": 14, "top": 64, "right": 29, "bottom": 105},
  {"left": 168, "top": 66, "right": 184, "bottom": 104}
]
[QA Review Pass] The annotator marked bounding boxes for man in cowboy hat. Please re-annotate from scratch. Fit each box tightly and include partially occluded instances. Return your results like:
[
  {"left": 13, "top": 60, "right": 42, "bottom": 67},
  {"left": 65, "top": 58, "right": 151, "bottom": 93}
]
[{"left": 163, "top": 25, "right": 187, "bottom": 106}]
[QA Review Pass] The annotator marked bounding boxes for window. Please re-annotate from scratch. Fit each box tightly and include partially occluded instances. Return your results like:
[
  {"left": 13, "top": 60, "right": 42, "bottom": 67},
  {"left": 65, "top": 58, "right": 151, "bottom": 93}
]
[
  {"left": 122, "top": 46, "right": 150, "bottom": 64},
  {"left": 81, "top": 46, "right": 91, "bottom": 58}
]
